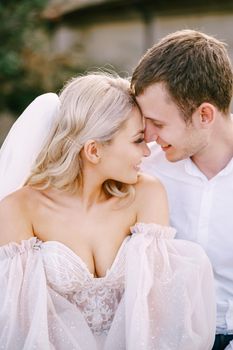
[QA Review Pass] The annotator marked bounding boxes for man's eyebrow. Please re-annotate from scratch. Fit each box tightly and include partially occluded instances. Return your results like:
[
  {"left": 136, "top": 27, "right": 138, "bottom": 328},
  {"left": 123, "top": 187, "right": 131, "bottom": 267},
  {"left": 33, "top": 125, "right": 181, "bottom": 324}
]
[{"left": 143, "top": 116, "right": 165, "bottom": 124}]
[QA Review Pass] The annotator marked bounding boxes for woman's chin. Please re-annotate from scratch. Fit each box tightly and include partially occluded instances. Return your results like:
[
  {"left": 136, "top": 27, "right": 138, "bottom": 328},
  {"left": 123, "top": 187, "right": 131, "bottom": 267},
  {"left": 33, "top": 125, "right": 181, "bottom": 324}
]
[{"left": 124, "top": 175, "right": 139, "bottom": 185}]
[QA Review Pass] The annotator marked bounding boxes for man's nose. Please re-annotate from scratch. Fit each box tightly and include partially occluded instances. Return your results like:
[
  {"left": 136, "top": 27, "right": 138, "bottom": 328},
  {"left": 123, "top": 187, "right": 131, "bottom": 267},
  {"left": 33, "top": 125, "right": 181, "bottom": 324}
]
[{"left": 144, "top": 120, "right": 159, "bottom": 143}]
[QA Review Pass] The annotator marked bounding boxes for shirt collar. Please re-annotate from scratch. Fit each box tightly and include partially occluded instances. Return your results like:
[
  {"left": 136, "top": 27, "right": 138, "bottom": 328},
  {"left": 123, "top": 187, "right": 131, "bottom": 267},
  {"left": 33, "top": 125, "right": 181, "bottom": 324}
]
[{"left": 184, "top": 157, "right": 233, "bottom": 180}]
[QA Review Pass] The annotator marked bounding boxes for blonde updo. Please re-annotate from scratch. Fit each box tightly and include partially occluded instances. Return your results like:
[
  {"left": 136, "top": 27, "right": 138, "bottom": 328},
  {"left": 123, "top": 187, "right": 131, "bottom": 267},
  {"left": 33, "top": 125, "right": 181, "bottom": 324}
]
[{"left": 26, "top": 72, "right": 138, "bottom": 197}]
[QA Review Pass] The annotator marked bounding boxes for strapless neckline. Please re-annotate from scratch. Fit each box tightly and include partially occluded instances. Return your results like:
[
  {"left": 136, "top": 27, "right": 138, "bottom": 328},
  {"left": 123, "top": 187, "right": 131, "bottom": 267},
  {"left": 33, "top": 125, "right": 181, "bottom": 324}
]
[{"left": 40, "top": 235, "right": 131, "bottom": 280}]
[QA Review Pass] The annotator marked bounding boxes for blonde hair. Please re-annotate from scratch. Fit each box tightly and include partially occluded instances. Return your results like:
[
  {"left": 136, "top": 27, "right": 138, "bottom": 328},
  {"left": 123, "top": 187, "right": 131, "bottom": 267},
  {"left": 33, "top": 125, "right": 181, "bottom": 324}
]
[{"left": 26, "top": 72, "right": 137, "bottom": 198}]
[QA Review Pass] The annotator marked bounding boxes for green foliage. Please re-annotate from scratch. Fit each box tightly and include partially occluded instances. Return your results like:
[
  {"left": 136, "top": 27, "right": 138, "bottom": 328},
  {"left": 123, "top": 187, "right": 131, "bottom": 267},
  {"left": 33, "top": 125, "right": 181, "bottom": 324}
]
[{"left": 0, "top": 0, "right": 48, "bottom": 114}]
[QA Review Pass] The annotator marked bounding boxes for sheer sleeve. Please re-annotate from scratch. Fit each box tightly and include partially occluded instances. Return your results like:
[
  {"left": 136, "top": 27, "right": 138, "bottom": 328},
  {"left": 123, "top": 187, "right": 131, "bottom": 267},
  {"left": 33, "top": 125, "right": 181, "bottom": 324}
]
[
  {"left": 124, "top": 223, "right": 216, "bottom": 350},
  {"left": 0, "top": 238, "right": 97, "bottom": 350},
  {"left": 0, "top": 238, "right": 51, "bottom": 349}
]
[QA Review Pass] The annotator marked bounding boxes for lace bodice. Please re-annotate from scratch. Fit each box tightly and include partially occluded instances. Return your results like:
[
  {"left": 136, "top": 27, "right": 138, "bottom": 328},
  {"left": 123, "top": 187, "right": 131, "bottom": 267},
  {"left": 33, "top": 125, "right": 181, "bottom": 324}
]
[
  {"left": 40, "top": 238, "right": 129, "bottom": 335},
  {"left": 0, "top": 223, "right": 216, "bottom": 350}
]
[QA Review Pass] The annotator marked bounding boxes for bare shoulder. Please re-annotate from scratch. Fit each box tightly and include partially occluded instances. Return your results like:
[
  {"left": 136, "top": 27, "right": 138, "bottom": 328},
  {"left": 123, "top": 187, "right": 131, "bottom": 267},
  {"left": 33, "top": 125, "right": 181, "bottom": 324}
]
[
  {"left": 135, "top": 173, "right": 167, "bottom": 201},
  {"left": 134, "top": 172, "right": 169, "bottom": 225},
  {"left": 0, "top": 187, "right": 35, "bottom": 246},
  {"left": 135, "top": 172, "right": 166, "bottom": 196}
]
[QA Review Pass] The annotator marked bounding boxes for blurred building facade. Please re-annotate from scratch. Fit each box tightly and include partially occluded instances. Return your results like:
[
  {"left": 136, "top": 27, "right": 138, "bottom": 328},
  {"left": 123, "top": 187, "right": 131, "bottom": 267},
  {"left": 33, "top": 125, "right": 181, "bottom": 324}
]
[
  {"left": 1, "top": 0, "right": 233, "bottom": 143},
  {"left": 42, "top": 0, "right": 233, "bottom": 74}
]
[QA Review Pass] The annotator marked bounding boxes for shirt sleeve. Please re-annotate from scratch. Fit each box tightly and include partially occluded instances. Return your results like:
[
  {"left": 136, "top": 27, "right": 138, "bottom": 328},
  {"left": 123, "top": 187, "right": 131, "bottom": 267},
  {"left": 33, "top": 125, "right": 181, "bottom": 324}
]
[{"left": 124, "top": 222, "right": 216, "bottom": 350}]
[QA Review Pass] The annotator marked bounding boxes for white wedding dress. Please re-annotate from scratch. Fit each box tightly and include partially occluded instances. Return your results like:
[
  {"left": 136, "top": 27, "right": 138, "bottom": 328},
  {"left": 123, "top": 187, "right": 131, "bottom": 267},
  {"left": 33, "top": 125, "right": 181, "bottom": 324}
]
[
  {"left": 0, "top": 94, "right": 216, "bottom": 349},
  {"left": 0, "top": 223, "right": 215, "bottom": 350}
]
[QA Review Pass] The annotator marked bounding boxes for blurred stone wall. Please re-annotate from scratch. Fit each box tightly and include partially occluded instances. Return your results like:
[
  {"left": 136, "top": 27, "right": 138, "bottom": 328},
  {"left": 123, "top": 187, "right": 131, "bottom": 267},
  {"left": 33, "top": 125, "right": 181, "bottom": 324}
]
[
  {"left": 43, "top": 1, "right": 233, "bottom": 76},
  {"left": 0, "top": 113, "right": 15, "bottom": 146},
  {"left": 1, "top": 1, "right": 233, "bottom": 144}
]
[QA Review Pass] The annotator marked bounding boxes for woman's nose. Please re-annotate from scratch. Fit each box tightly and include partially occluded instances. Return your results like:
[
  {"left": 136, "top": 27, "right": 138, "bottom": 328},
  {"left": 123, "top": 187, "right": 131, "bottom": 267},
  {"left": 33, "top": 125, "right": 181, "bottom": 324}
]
[{"left": 143, "top": 142, "right": 151, "bottom": 157}]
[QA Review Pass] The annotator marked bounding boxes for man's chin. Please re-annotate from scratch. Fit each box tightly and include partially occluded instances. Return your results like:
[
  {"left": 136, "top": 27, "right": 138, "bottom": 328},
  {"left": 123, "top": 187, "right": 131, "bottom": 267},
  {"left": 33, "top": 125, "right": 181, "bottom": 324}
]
[{"left": 165, "top": 152, "right": 186, "bottom": 163}]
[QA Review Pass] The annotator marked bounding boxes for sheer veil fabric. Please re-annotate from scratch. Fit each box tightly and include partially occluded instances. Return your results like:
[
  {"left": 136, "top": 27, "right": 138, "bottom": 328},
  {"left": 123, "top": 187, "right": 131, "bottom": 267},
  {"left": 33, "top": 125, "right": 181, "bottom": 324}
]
[
  {"left": 0, "top": 94, "right": 216, "bottom": 349},
  {"left": 0, "top": 93, "right": 60, "bottom": 200}
]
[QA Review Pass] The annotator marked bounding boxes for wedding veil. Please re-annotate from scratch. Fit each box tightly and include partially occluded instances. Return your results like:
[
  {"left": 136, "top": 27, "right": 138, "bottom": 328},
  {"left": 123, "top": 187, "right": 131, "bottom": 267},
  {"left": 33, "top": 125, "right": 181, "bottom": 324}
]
[{"left": 0, "top": 93, "right": 60, "bottom": 200}]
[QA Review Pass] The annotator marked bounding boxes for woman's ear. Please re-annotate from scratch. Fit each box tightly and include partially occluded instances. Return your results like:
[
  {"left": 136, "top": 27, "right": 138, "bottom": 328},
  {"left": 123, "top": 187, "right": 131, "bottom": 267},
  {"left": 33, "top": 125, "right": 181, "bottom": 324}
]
[{"left": 83, "top": 140, "right": 102, "bottom": 164}]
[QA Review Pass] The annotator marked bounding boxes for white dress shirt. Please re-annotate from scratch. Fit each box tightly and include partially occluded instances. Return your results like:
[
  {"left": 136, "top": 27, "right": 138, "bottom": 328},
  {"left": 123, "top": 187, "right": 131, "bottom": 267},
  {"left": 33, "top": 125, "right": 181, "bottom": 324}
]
[{"left": 142, "top": 143, "right": 233, "bottom": 335}]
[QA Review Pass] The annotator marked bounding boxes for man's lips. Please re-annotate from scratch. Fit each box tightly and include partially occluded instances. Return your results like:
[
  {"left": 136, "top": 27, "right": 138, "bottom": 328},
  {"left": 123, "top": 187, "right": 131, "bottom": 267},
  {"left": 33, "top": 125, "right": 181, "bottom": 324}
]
[{"left": 160, "top": 144, "right": 171, "bottom": 151}]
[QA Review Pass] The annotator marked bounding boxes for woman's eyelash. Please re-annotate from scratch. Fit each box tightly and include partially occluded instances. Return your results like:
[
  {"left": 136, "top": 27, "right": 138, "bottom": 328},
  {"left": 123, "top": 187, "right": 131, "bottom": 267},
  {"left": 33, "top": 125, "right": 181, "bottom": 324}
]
[{"left": 134, "top": 138, "right": 144, "bottom": 144}]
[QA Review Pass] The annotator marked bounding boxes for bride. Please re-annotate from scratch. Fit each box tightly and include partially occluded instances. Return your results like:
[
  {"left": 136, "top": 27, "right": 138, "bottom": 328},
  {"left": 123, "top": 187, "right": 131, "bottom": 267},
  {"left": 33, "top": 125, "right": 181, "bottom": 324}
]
[{"left": 0, "top": 72, "right": 215, "bottom": 349}]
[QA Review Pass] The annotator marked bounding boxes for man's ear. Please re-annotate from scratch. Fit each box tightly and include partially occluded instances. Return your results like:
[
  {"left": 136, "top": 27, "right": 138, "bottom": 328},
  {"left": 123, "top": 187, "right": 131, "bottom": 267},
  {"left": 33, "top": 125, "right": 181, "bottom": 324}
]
[
  {"left": 195, "top": 103, "right": 215, "bottom": 127},
  {"left": 83, "top": 140, "right": 102, "bottom": 164}
]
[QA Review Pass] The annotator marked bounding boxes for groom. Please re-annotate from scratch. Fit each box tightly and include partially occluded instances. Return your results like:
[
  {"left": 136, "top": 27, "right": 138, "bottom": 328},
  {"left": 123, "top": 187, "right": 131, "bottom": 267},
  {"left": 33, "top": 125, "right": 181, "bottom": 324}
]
[{"left": 131, "top": 29, "right": 233, "bottom": 350}]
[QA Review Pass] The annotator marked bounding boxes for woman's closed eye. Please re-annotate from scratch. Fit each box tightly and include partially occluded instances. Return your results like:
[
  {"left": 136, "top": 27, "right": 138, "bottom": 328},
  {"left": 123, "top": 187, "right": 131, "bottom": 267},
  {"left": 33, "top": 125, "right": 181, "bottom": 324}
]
[{"left": 134, "top": 137, "right": 145, "bottom": 144}]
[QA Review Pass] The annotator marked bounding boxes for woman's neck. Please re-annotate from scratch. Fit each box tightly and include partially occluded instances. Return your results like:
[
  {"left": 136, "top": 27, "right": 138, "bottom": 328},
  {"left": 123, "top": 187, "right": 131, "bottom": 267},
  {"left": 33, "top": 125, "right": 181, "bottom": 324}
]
[{"left": 77, "top": 168, "right": 109, "bottom": 210}]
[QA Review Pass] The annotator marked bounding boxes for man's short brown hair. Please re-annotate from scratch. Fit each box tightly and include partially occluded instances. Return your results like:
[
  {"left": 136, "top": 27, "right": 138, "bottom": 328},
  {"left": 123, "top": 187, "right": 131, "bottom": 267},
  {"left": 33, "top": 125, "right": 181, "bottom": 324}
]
[{"left": 131, "top": 29, "right": 233, "bottom": 121}]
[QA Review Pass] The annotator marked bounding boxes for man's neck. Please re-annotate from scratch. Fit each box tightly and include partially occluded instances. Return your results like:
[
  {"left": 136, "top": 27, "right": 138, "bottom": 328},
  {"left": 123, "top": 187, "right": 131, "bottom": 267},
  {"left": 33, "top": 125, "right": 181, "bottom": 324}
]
[
  {"left": 191, "top": 117, "right": 233, "bottom": 179},
  {"left": 191, "top": 151, "right": 233, "bottom": 179}
]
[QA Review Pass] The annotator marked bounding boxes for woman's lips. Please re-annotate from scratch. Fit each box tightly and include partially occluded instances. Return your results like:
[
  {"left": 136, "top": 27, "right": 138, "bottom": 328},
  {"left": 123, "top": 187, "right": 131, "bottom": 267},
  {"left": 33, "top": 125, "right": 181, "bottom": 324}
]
[{"left": 134, "top": 163, "right": 141, "bottom": 171}]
